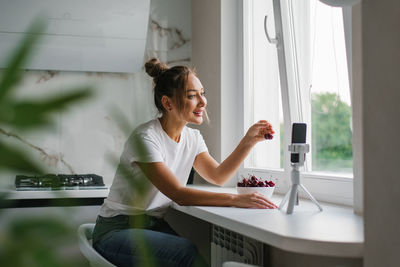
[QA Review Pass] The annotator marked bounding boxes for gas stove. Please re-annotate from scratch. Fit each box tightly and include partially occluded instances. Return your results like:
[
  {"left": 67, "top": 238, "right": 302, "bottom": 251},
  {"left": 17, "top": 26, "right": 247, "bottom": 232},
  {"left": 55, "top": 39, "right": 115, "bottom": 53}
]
[{"left": 15, "top": 174, "right": 107, "bottom": 191}]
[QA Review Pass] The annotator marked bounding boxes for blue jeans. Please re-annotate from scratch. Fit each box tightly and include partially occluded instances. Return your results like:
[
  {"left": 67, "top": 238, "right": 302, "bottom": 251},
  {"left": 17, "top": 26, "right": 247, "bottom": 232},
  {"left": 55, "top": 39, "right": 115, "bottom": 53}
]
[{"left": 92, "top": 215, "right": 207, "bottom": 267}]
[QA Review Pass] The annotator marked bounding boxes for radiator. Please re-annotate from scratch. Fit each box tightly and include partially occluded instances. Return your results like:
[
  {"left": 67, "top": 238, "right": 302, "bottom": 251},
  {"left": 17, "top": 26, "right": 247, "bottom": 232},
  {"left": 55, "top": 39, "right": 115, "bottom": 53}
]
[{"left": 211, "top": 225, "right": 263, "bottom": 267}]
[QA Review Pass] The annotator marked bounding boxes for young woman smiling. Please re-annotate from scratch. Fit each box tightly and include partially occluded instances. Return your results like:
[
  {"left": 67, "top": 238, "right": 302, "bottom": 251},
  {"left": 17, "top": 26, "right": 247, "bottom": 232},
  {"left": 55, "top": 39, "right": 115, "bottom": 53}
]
[{"left": 92, "top": 58, "right": 276, "bottom": 267}]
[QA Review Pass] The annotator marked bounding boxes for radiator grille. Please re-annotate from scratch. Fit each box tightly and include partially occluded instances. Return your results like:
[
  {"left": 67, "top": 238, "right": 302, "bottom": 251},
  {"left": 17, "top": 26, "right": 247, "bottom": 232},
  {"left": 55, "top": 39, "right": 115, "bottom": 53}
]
[{"left": 211, "top": 225, "right": 263, "bottom": 266}]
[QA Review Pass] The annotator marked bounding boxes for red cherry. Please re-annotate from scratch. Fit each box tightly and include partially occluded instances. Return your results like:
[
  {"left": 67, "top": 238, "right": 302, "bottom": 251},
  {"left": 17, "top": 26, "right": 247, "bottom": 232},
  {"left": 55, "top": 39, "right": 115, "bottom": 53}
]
[{"left": 264, "top": 133, "right": 274, "bottom": 140}]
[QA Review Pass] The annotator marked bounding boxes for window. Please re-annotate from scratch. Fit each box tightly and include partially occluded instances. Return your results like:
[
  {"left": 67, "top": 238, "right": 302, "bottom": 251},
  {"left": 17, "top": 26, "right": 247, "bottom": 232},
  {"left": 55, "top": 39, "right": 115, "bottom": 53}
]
[
  {"left": 243, "top": 0, "right": 283, "bottom": 170},
  {"left": 292, "top": 0, "right": 353, "bottom": 174},
  {"left": 242, "top": 0, "right": 354, "bottom": 205}
]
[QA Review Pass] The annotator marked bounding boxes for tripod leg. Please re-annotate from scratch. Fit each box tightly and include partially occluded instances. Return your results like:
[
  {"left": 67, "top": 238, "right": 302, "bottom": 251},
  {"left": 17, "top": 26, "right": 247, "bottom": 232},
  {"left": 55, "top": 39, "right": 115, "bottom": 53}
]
[
  {"left": 299, "top": 184, "right": 323, "bottom": 211},
  {"left": 279, "top": 189, "right": 291, "bottom": 210},
  {"left": 286, "top": 184, "right": 298, "bottom": 214}
]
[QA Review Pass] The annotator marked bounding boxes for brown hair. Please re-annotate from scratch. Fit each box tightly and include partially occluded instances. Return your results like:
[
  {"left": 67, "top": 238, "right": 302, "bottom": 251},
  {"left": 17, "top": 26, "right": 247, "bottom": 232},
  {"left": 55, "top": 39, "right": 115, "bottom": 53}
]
[{"left": 145, "top": 58, "right": 193, "bottom": 114}]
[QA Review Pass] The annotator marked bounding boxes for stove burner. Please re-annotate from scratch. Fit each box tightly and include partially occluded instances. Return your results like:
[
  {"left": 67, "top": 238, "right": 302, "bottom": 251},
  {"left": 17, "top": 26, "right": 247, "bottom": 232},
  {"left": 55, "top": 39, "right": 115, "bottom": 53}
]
[{"left": 15, "top": 174, "right": 106, "bottom": 191}]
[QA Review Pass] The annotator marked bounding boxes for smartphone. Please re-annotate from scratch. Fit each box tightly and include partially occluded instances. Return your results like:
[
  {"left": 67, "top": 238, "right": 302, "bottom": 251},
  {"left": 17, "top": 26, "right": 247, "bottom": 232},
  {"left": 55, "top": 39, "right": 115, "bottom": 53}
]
[{"left": 290, "top": 123, "right": 307, "bottom": 163}]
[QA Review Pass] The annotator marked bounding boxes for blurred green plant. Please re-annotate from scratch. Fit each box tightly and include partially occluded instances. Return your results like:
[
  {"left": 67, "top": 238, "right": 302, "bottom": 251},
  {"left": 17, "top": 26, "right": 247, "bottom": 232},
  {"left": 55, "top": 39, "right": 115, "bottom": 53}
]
[
  {"left": 1, "top": 217, "right": 87, "bottom": 267},
  {"left": 0, "top": 19, "right": 92, "bottom": 174},
  {"left": 0, "top": 18, "right": 158, "bottom": 267},
  {"left": 0, "top": 18, "right": 93, "bottom": 267},
  {"left": 107, "top": 108, "right": 156, "bottom": 267}
]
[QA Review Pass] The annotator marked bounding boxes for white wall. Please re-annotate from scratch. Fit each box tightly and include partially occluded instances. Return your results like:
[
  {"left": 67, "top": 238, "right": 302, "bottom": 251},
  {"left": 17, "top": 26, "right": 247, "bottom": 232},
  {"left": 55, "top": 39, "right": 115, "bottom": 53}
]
[
  {"left": 191, "top": 0, "right": 243, "bottom": 187},
  {"left": 220, "top": 0, "right": 244, "bottom": 187},
  {"left": 362, "top": 0, "right": 400, "bottom": 266},
  {"left": 351, "top": 3, "right": 363, "bottom": 215},
  {"left": 191, "top": 0, "right": 222, "bottom": 164}
]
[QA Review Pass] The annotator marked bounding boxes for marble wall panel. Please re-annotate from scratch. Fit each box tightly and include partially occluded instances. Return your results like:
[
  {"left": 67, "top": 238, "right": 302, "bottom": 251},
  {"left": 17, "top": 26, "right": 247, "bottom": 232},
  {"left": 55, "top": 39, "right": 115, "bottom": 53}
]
[{"left": 0, "top": 0, "right": 191, "bottom": 187}]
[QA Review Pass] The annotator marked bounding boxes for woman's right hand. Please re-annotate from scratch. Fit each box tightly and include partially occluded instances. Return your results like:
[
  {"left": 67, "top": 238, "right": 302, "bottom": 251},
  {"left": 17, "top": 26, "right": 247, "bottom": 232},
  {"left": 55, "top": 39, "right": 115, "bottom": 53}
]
[
  {"left": 243, "top": 120, "right": 275, "bottom": 147},
  {"left": 233, "top": 192, "right": 278, "bottom": 209}
]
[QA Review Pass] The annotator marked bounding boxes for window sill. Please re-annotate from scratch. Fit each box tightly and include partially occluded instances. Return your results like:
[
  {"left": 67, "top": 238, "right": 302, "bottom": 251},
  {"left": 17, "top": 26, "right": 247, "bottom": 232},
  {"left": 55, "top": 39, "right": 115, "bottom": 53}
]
[{"left": 173, "top": 185, "right": 363, "bottom": 258}]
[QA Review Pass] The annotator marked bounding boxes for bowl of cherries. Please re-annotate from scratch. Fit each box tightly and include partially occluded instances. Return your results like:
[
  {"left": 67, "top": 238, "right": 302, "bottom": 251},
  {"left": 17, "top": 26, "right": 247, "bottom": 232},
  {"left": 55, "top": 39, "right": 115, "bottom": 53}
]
[{"left": 236, "top": 175, "right": 275, "bottom": 199}]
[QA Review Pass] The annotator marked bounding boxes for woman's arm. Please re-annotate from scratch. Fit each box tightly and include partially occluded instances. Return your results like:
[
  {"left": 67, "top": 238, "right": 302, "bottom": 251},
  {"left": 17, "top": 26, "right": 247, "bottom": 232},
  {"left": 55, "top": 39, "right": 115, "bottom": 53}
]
[
  {"left": 135, "top": 161, "right": 277, "bottom": 209},
  {"left": 193, "top": 120, "right": 274, "bottom": 186}
]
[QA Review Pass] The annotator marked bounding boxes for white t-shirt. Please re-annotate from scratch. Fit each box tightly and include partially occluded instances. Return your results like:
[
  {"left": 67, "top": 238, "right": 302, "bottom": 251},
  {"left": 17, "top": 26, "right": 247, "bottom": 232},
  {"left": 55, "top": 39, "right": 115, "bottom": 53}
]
[{"left": 99, "top": 119, "right": 208, "bottom": 218}]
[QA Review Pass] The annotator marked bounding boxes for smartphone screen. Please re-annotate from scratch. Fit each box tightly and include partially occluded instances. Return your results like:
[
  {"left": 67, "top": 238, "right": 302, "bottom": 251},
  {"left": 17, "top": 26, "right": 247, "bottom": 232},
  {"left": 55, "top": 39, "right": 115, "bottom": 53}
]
[{"left": 290, "top": 123, "right": 307, "bottom": 163}]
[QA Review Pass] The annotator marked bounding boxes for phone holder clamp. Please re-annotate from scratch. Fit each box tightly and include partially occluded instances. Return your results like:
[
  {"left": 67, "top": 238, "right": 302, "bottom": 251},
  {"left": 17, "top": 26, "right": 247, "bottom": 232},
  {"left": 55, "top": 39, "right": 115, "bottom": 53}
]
[{"left": 279, "top": 143, "right": 323, "bottom": 214}]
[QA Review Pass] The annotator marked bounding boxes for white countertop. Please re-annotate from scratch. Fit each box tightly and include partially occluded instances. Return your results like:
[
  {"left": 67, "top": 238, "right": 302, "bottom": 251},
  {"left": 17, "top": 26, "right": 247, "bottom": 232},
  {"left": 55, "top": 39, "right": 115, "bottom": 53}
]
[
  {"left": 171, "top": 185, "right": 364, "bottom": 258},
  {"left": 2, "top": 188, "right": 109, "bottom": 200}
]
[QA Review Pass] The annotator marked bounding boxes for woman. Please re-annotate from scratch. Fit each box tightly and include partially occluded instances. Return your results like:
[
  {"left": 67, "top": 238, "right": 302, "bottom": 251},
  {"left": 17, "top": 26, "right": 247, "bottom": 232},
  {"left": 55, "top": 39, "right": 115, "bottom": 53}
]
[{"left": 93, "top": 58, "right": 277, "bottom": 267}]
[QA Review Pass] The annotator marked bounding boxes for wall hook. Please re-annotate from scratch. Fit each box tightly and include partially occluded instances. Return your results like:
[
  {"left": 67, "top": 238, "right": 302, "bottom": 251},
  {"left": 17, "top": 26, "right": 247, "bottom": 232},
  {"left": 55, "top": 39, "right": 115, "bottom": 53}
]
[{"left": 264, "top": 15, "right": 278, "bottom": 45}]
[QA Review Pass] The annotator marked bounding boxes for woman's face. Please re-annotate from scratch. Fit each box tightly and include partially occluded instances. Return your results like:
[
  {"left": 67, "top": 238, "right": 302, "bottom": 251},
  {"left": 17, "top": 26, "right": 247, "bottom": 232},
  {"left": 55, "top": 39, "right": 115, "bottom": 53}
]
[{"left": 181, "top": 74, "right": 207, "bottom": 125}]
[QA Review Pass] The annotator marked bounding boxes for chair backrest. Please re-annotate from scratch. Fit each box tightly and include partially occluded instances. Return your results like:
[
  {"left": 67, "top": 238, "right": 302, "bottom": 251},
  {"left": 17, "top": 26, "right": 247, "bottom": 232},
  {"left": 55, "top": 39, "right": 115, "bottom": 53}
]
[
  {"left": 222, "top": 262, "right": 260, "bottom": 267},
  {"left": 77, "top": 223, "right": 115, "bottom": 267}
]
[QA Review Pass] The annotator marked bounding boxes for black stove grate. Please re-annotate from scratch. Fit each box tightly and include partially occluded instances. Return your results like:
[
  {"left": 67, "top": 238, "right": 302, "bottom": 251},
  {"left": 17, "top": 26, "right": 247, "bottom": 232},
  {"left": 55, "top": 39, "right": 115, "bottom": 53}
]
[{"left": 15, "top": 174, "right": 106, "bottom": 191}]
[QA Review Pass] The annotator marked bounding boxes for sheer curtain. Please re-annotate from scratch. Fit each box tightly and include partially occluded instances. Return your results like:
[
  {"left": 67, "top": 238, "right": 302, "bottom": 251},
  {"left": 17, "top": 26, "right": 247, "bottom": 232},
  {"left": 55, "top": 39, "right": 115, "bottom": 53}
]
[{"left": 283, "top": 0, "right": 352, "bottom": 174}]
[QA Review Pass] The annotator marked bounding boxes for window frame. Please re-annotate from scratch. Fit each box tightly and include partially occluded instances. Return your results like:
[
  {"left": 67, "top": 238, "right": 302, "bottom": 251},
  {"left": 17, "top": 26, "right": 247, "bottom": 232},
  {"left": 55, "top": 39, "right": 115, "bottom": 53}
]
[{"left": 241, "top": 0, "right": 354, "bottom": 206}]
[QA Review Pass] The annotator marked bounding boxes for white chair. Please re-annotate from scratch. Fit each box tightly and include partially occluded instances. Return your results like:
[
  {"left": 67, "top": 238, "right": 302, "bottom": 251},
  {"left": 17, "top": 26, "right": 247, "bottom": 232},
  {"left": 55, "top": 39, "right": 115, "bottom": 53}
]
[
  {"left": 222, "top": 262, "right": 260, "bottom": 267},
  {"left": 77, "top": 223, "right": 115, "bottom": 267}
]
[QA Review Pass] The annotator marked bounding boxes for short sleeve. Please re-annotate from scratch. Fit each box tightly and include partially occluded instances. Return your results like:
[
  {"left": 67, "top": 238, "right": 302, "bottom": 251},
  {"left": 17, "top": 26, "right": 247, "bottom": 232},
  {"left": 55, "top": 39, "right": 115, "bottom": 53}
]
[
  {"left": 126, "top": 132, "right": 164, "bottom": 163},
  {"left": 196, "top": 130, "right": 208, "bottom": 156}
]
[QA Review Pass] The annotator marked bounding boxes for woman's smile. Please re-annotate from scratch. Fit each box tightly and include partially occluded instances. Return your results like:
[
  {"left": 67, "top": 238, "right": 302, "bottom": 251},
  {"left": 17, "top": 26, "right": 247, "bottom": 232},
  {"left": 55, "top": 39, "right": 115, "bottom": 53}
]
[{"left": 193, "top": 110, "right": 203, "bottom": 117}]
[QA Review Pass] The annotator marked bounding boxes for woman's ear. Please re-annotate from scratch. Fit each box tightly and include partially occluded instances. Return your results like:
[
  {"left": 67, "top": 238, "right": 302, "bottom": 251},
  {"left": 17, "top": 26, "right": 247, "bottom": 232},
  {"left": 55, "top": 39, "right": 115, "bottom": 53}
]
[{"left": 161, "top": 95, "right": 173, "bottom": 111}]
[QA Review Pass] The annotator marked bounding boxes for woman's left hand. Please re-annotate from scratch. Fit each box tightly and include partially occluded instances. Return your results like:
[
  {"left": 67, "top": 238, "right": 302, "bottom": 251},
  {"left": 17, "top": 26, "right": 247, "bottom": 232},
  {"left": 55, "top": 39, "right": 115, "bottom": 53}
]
[{"left": 244, "top": 120, "right": 275, "bottom": 146}]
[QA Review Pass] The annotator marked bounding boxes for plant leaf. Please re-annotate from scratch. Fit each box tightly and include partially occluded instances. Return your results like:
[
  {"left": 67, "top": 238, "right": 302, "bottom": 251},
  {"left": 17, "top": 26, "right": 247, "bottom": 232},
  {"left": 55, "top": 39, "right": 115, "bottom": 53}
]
[
  {"left": 0, "top": 17, "right": 46, "bottom": 102},
  {"left": 1, "top": 87, "right": 93, "bottom": 130},
  {"left": 0, "top": 140, "right": 43, "bottom": 174}
]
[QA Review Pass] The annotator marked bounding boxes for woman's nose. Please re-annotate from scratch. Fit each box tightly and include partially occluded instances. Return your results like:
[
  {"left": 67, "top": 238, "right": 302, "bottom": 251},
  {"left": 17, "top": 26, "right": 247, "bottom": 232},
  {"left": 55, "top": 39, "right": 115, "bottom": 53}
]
[{"left": 198, "top": 95, "right": 206, "bottom": 107}]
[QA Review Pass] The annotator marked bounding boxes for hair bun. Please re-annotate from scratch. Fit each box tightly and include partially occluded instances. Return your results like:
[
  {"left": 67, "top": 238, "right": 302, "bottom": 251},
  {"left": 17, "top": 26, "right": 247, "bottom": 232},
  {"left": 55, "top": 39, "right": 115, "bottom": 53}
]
[{"left": 145, "top": 58, "right": 169, "bottom": 78}]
